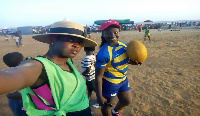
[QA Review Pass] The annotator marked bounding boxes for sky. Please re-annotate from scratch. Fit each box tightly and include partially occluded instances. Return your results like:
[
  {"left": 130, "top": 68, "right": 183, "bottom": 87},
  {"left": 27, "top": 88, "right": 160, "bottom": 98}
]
[{"left": 0, "top": 0, "right": 200, "bottom": 28}]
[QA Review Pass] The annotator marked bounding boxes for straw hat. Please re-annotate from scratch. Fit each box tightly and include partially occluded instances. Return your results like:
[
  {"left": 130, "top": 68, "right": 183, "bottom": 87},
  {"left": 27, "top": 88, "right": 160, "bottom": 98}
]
[{"left": 32, "top": 21, "right": 97, "bottom": 47}]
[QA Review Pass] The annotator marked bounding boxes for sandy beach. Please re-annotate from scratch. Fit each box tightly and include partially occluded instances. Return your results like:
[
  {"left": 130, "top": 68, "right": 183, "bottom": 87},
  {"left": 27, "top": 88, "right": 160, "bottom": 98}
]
[{"left": 0, "top": 28, "right": 200, "bottom": 116}]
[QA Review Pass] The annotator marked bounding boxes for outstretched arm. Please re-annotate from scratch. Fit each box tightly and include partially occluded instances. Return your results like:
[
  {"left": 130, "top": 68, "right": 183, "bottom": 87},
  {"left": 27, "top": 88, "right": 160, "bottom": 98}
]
[{"left": 0, "top": 60, "right": 43, "bottom": 95}]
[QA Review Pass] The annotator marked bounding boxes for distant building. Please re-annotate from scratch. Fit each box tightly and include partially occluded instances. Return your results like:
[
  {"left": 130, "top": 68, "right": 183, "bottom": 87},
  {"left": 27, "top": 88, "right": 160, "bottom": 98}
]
[{"left": 17, "top": 26, "right": 33, "bottom": 35}]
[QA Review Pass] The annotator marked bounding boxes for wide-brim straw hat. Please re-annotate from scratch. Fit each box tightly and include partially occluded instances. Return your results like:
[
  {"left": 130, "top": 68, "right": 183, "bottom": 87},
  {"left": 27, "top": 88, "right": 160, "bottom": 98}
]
[{"left": 32, "top": 21, "right": 97, "bottom": 47}]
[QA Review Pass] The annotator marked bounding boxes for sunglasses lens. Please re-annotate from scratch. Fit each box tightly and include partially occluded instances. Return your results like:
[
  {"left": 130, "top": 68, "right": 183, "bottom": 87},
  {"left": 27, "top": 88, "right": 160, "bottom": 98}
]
[{"left": 57, "top": 36, "right": 83, "bottom": 45}]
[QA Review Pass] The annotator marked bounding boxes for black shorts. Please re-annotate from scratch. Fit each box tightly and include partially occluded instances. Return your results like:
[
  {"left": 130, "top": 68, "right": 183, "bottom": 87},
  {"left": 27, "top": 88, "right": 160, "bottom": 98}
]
[
  {"left": 86, "top": 79, "right": 95, "bottom": 92},
  {"left": 66, "top": 107, "right": 91, "bottom": 116}
]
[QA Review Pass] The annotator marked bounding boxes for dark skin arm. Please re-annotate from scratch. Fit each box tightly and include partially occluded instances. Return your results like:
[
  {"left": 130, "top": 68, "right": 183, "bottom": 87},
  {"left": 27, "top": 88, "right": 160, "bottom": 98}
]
[
  {"left": 95, "top": 67, "right": 107, "bottom": 106},
  {"left": 82, "top": 61, "right": 96, "bottom": 76},
  {"left": 0, "top": 60, "right": 43, "bottom": 95},
  {"left": 82, "top": 66, "right": 91, "bottom": 76}
]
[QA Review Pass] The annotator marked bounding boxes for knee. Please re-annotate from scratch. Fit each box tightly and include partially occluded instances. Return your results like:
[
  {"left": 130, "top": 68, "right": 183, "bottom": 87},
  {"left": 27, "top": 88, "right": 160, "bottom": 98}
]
[
  {"left": 120, "top": 96, "right": 132, "bottom": 106},
  {"left": 125, "top": 97, "right": 132, "bottom": 106}
]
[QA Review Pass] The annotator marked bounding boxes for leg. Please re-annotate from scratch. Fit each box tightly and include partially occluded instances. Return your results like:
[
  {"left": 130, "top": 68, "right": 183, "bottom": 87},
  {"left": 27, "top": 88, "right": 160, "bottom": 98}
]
[
  {"left": 86, "top": 80, "right": 93, "bottom": 100},
  {"left": 19, "top": 38, "right": 22, "bottom": 45},
  {"left": 19, "top": 38, "right": 24, "bottom": 46},
  {"left": 16, "top": 42, "right": 19, "bottom": 48},
  {"left": 101, "top": 96, "right": 117, "bottom": 116},
  {"left": 114, "top": 90, "right": 132, "bottom": 113},
  {"left": 91, "top": 79, "right": 96, "bottom": 92},
  {"left": 144, "top": 36, "right": 146, "bottom": 42},
  {"left": 148, "top": 36, "right": 150, "bottom": 42},
  {"left": 101, "top": 79, "right": 119, "bottom": 116},
  {"left": 87, "top": 90, "right": 92, "bottom": 100}
]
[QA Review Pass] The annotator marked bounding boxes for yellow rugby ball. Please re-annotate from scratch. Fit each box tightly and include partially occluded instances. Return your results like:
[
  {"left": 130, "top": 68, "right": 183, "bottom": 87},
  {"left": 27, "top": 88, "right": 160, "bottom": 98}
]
[{"left": 126, "top": 40, "right": 147, "bottom": 63}]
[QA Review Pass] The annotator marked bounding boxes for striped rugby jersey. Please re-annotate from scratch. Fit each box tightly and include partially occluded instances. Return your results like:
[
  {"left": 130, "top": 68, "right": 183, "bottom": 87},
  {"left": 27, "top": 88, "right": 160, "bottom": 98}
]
[
  {"left": 81, "top": 54, "right": 96, "bottom": 81},
  {"left": 96, "top": 41, "right": 129, "bottom": 84}
]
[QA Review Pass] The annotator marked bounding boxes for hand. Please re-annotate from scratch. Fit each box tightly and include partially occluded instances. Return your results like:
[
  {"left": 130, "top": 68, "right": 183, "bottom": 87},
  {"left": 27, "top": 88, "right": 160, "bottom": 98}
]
[
  {"left": 104, "top": 102, "right": 112, "bottom": 107},
  {"left": 97, "top": 96, "right": 107, "bottom": 106},
  {"left": 129, "top": 60, "right": 142, "bottom": 65},
  {"left": 82, "top": 67, "right": 91, "bottom": 76}
]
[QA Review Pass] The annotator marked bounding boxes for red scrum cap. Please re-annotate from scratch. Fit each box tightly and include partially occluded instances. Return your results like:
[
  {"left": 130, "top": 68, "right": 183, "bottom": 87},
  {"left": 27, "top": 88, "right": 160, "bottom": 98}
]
[{"left": 100, "top": 19, "right": 120, "bottom": 31}]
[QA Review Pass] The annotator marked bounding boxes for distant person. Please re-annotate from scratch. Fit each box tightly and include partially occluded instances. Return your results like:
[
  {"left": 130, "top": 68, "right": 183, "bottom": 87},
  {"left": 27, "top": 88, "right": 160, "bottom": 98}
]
[
  {"left": 138, "top": 24, "right": 142, "bottom": 32},
  {"left": 151, "top": 24, "right": 154, "bottom": 29},
  {"left": 180, "top": 23, "right": 182, "bottom": 29},
  {"left": 144, "top": 27, "right": 150, "bottom": 42},
  {"left": 4, "top": 36, "right": 9, "bottom": 42},
  {"left": 81, "top": 47, "right": 96, "bottom": 100},
  {"left": 44, "top": 28, "right": 47, "bottom": 33},
  {"left": 12, "top": 34, "right": 20, "bottom": 48},
  {"left": 88, "top": 32, "right": 92, "bottom": 39},
  {"left": 169, "top": 24, "right": 171, "bottom": 29},
  {"left": 0, "top": 21, "right": 97, "bottom": 116},
  {"left": 3, "top": 52, "right": 27, "bottom": 116},
  {"left": 16, "top": 30, "right": 24, "bottom": 46},
  {"left": 95, "top": 19, "right": 141, "bottom": 116},
  {"left": 158, "top": 23, "right": 162, "bottom": 31}
]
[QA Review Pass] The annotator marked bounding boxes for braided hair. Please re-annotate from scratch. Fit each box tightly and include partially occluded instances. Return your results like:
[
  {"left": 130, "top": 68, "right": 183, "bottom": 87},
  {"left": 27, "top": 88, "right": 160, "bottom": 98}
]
[{"left": 99, "top": 36, "right": 107, "bottom": 48}]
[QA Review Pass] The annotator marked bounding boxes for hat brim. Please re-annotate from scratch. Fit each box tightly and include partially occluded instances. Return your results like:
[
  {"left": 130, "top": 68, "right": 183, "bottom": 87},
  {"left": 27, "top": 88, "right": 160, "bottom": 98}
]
[{"left": 32, "top": 33, "right": 97, "bottom": 47}]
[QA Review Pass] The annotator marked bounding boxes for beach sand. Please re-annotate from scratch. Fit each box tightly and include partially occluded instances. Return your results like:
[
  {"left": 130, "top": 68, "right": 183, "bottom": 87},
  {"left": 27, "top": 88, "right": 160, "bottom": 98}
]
[{"left": 0, "top": 28, "right": 200, "bottom": 116}]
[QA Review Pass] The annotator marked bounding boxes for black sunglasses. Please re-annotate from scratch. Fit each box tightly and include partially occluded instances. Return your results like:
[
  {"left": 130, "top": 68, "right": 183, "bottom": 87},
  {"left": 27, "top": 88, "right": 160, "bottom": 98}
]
[{"left": 56, "top": 35, "right": 83, "bottom": 45}]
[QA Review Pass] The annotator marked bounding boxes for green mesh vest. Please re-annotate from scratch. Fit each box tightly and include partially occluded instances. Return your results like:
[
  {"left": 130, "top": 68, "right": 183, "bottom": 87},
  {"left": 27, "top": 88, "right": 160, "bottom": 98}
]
[{"left": 21, "top": 56, "right": 89, "bottom": 116}]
